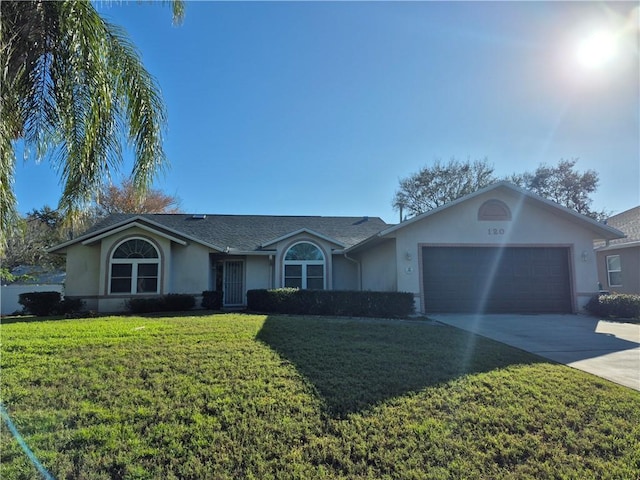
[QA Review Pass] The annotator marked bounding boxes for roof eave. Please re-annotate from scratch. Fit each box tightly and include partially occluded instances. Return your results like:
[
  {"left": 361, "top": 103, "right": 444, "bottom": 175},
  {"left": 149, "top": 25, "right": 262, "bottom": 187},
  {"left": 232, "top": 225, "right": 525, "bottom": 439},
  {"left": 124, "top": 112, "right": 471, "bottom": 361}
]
[
  {"left": 80, "top": 222, "right": 188, "bottom": 247},
  {"left": 48, "top": 215, "right": 228, "bottom": 253},
  {"left": 595, "top": 240, "right": 640, "bottom": 251},
  {"left": 373, "top": 181, "right": 625, "bottom": 241},
  {"left": 260, "top": 228, "right": 347, "bottom": 248}
]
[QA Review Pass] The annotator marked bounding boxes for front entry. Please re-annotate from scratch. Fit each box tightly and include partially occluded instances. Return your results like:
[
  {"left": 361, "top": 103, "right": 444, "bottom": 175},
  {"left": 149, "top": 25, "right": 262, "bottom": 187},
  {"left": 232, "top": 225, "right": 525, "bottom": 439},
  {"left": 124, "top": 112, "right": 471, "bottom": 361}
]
[{"left": 214, "top": 259, "right": 245, "bottom": 307}]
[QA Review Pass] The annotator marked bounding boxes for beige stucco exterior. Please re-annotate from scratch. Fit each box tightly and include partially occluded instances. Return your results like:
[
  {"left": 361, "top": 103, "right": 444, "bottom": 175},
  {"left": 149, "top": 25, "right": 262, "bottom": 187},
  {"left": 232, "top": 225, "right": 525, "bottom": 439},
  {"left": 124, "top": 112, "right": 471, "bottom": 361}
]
[
  {"left": 270, "top": 232, "right": 358, "bottom": 291},
  {"left": 352, "top": 187, "right": 619, "bottom": 314},
  {"left": 358, "top": 240, "right": 397, "bottom": 292},
  {"left": 332, "top": 255, "right": 358, "bottom": 290},
  {"left": 64, "top": 243, "right": 100, "bottom": 306},
  {"left": 60, "top": 226, "right": 361, "bottom": 312},
  {"left": 245, "top": 256, "right": 272, "bottom": 293},
  {"left": 169, "top": 241, "right": 210, "bottom": 294},
  {"left": 54, "top": 183, "right": 623, "bottom": 314}
]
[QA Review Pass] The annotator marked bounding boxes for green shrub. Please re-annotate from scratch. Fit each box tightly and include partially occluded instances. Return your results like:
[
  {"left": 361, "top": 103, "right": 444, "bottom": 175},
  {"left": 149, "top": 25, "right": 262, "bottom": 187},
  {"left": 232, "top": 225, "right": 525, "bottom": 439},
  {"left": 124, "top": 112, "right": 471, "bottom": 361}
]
[
  {"left": 126, "top": 294, "right": 196, "bottom": 314},
  {"left": 17, "top": 292, "right": 86, "bottom": 317},
  {"left": 163, "top": 293, "right": 196, "bottom": 311},
  {"left": 57, "top": 297, "right": 85, "bottom": 315},
  {"left": 247, "top": 289, "right": 414, "bottom": 318},
  {"left": 18, "top": 291, "right": 62, "bottom": 316},
  {"left": 126, "top": 297, "right": 162, "bottom": 314},
  {"left": 585, "top": 294, "right": 640, "bottom": 319},
  {"left": 202, "top": 290, "right": 223, "bottom": 310}
]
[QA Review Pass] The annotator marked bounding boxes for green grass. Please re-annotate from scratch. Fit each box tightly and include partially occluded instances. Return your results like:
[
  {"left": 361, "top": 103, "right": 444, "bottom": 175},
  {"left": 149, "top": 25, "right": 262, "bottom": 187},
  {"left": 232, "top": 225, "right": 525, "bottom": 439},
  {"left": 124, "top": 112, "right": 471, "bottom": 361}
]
[{"left": 1, "top": 313, "right": 639, "bottom": 479}]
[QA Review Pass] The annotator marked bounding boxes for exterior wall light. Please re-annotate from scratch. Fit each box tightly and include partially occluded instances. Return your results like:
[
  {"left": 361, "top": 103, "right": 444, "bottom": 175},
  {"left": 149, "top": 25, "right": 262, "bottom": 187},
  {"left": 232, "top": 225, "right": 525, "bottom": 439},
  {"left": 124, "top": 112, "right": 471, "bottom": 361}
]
[
  {"left": 405, "top": 251, "right": 412, "bottom": 261},
  {"left": 581, "top": 251, "right": 589, "bottom": 262}
]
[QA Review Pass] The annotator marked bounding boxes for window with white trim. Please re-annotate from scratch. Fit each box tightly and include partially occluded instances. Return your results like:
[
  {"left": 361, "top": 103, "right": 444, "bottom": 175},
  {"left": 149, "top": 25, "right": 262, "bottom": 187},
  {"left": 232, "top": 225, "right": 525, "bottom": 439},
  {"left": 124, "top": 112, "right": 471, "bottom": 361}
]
[
  {"left": 283, "top": 242, "right": 325, "bottom": 290},
  {"left": 606, "top": 255, "right": 622, "bottom": 287},
  {"left": 109, "top": 238, "right": 160, "bottom": 294}
]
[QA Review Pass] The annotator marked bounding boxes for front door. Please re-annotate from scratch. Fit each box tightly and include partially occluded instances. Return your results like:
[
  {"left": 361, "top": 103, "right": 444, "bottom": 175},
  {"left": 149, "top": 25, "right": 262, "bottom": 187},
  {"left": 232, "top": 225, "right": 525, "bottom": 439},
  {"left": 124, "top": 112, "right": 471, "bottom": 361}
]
[{"left": 223, "top": 260, "right": 244, "bottom": 306}]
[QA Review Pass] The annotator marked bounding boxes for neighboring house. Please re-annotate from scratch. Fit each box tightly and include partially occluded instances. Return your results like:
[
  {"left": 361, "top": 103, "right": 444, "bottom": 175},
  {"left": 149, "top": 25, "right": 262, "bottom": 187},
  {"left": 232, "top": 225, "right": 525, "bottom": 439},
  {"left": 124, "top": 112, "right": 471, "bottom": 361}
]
[
  {"left": 49, "top": 182, "right": 624, "bottom": 314},
  {"left": 594, "top": 206, "right": 640, "bottom": 295},
  {"left": 1, "top": 266, "right": 66, "bottom": 315}
]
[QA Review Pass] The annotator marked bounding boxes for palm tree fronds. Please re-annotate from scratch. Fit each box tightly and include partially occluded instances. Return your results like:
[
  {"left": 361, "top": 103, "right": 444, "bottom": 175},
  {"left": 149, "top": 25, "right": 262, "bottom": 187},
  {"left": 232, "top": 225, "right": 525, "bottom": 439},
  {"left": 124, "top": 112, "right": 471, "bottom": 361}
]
[{"left": 0, "top": 0, "right": 172, "bottom": 241}]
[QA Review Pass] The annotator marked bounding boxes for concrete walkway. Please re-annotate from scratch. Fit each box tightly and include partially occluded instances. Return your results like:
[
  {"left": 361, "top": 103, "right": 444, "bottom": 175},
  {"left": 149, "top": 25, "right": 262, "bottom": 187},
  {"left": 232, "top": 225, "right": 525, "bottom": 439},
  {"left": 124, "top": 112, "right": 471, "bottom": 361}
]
[{"left": 429, "top": 313, "right": 640, "bottom": 391}]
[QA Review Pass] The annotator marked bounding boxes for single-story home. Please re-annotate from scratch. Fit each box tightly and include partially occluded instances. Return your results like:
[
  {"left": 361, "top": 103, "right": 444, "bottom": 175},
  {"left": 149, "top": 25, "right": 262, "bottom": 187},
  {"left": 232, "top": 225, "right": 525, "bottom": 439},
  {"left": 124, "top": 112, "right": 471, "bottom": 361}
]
[
  {"left": 594, "top": 206, "right": 639, "bottom": 295},
  {"left": 49, "top": 182, "right": 624, "bottom": 314}
]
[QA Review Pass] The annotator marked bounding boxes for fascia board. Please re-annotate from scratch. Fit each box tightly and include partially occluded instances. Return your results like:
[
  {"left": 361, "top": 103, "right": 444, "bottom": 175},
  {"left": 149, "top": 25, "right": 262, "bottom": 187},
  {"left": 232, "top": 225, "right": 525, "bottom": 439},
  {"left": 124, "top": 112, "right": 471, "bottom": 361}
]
[
  {"left": 261, "top": 228, "right": 346, "bottom": 248},
  {"left": 512, "top": 188, "right": 625, "bottom": 240},
  {"left": 228, "top": 250, "right": 275, "bottom": 256},
  {"left": 344, "top": 233, "right": 393, "bottom": 254},
  {"left": 47, "top": 215, "right": 151, "bottom": 252},
  {"left": 80, "top": 222, "right": 188, "bottom": 246},
  {"left": 594, "top": 240, "right": 639, "bottom": 252},
  {"left": 374, "top": 181, "right": 625, "bottom": 240},
  {"left": 49, "top": 215, "right": 227, "bottom": 253}
]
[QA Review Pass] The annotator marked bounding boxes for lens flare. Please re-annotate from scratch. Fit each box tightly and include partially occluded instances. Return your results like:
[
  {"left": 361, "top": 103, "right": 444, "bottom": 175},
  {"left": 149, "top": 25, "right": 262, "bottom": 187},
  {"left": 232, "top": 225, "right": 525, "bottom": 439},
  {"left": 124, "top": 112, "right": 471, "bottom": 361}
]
[{"left": 576, "top": 30, "right": 618, "bottom": 69}]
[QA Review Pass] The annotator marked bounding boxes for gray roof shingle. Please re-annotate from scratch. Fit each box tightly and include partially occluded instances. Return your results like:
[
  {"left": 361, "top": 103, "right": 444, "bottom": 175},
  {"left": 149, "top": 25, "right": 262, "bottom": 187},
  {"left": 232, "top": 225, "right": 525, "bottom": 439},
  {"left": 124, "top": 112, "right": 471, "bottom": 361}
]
[
  {"left": 81, "top": 214, "right": 390, "bottom": 252},
  {"left": 603, "top": 206, "right": 640, "bottom": 246}
]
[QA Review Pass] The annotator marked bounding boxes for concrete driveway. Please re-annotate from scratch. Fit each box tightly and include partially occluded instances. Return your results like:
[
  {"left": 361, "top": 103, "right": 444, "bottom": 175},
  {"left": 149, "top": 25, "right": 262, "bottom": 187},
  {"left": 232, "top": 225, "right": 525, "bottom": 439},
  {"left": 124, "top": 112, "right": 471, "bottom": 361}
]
[{"left": 429, "top": 313, "right": 640, "bottom": 391}]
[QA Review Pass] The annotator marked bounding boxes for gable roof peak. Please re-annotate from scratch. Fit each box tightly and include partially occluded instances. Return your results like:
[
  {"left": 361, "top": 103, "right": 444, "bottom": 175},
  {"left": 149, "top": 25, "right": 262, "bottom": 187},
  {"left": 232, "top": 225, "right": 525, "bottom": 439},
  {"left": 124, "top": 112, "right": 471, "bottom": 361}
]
[{"left": 367, "top": 180, "right": 623, "bottom": 241}]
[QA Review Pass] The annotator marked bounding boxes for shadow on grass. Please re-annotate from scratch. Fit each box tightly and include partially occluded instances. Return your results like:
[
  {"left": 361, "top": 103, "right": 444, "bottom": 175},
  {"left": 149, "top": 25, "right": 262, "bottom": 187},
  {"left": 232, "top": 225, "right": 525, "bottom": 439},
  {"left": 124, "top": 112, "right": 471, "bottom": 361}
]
[
  {"left": 0, "top": 309, "right": 228, "bottom": 325},
  {"left": 0, "top": 315, "right": 60, "bottom": 325},
  {"left": 256, "top": 315, "right": 547, "bottom": 417}
]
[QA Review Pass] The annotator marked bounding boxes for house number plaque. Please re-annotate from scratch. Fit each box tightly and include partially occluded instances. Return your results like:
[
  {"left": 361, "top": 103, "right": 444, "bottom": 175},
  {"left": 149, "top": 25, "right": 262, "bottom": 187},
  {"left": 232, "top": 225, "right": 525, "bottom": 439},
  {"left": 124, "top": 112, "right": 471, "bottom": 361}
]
[{"left": 487, "top": 228, "right": 505, "bottom": 235}]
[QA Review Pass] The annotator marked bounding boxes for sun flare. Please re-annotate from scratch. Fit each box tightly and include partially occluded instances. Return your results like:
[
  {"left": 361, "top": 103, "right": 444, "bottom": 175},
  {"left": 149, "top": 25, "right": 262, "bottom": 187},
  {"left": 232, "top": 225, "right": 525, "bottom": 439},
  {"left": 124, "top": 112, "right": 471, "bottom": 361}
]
[{"left": 576, "top": 30, "right": 618, "bottom": 69}]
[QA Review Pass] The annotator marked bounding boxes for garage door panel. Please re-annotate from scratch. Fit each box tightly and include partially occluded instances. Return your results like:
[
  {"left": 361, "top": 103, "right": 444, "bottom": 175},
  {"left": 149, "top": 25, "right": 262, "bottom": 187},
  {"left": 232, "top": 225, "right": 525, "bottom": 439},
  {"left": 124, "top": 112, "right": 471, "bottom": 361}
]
[{"left": 422, "top": 247, "right": 571, "bottom": 313}]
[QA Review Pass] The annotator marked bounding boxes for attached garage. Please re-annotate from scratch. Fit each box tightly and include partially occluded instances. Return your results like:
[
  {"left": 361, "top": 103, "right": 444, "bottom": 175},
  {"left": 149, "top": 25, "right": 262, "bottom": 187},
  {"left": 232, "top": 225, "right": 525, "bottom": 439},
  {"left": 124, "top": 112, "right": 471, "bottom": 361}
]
[
  {"left": 347, "top": 182, "right": 626, "bottom": 314},
  {"left": 422, "top": 246, "right": 572, "bottom": 313}
]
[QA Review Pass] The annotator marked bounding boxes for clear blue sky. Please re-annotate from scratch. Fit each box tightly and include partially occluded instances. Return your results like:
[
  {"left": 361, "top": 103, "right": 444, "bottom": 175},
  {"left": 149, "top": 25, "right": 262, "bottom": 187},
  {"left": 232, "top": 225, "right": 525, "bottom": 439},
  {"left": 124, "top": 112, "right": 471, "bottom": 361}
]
[{"left": 13, "top": 1, "right": 639, "bottom": 224}]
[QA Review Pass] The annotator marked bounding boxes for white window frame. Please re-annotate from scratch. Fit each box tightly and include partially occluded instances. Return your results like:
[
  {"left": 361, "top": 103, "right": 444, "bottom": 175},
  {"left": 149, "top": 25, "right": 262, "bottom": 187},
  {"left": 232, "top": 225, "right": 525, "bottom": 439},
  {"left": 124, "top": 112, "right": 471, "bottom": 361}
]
[
  {"left": 109, "top": 237, "right": 161, "bottom": 295},
  {"left": 606, "top": 255, "right": 622, "bottom": 287},
  {"left": 283, "top": 241, "right": 326, "bottom": 290}
]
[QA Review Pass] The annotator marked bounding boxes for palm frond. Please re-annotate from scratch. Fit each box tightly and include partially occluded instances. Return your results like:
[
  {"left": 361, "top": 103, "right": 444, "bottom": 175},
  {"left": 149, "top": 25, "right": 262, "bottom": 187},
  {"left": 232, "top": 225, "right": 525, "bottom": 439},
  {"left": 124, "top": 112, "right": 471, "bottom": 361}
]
[{"left": 0, "top": 0, "right": 173, "bottom": 240}]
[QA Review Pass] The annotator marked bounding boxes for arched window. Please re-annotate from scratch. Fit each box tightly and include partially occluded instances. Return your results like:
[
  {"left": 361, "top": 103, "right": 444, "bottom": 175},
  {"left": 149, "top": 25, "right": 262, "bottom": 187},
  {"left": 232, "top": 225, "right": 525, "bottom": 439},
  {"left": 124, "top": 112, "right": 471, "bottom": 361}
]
[
  {"left": 110, "top": 238, "right": 160, "bottom": 294},
  {"left": 283, "top": 242, "right": 325, "bottom": 290},
  {"left": 478, "top": 199, "right": 512, "bottom": 221}
]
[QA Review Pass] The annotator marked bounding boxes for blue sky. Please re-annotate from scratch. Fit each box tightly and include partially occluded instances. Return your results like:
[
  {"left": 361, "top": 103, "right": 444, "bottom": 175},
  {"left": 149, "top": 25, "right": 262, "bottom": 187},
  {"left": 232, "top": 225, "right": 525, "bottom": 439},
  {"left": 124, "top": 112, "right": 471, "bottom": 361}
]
[{"left": 13, "top": 1, "right": 639, "bottom": 224}]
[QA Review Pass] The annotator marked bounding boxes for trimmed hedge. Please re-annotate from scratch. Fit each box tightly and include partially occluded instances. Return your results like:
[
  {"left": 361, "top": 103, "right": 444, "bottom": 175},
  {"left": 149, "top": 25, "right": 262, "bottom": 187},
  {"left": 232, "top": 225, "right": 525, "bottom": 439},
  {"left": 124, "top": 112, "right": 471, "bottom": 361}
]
[
  {"left": 247, "top": 288, "right": 414, "bottom": 318},
  {"left": 18, "top": 291, "right": 62, "bottom": 316},
  {"left": 18, "top": 292, "right": 85, "bottom": 317},
  {"left": 127, "top": 294, "right": 195, "bottom": 314},
  {"left": 202, "top": 290, "right": 223, "bottom": 310},
  {"left": 164, "top": 294, "right": 196, "bottom": 311},
  {"left": 585, "top": 294, "right": 640, "bottom": 320},
  {"left": 58, "top": 298, "right": 85, "bottom": 315}
]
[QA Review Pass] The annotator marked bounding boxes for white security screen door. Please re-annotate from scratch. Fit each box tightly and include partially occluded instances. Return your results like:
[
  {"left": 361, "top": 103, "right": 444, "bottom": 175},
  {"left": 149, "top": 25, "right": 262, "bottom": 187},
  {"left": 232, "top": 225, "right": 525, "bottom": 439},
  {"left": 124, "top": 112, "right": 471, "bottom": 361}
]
[{"left": 223, "top": 261, "right": 244, "bottom": 306}]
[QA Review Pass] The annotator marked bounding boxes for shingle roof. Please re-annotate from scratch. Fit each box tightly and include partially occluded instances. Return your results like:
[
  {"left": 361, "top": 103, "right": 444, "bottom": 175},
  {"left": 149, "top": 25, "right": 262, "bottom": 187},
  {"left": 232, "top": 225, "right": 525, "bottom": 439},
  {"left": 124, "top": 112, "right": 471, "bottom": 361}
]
[
  {"left": 76, "top": 214, "right": 390, "bottom": 252},
  {"left": 602, "top": 206, "right": 640, "bottom": 246}
]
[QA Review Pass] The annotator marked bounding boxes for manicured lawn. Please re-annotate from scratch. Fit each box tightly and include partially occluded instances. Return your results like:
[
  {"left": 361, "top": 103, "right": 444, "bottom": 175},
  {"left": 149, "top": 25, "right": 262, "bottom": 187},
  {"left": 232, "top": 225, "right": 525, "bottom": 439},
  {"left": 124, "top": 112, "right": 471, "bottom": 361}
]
[{"left": 1, "top": 313, "right": 639, "bottom": 479}]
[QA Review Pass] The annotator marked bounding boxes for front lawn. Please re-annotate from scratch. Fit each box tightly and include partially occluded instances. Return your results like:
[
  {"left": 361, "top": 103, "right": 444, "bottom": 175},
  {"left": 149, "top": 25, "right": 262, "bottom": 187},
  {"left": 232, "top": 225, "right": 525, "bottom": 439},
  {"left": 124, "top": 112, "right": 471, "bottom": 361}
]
[{"left": 1, "top": 314, "right": 639, "bottom": 479}]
